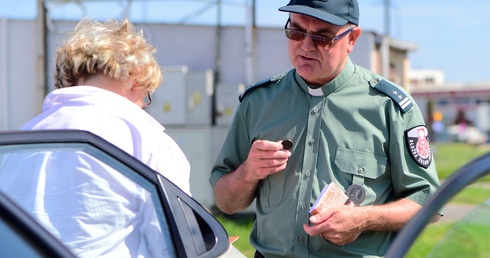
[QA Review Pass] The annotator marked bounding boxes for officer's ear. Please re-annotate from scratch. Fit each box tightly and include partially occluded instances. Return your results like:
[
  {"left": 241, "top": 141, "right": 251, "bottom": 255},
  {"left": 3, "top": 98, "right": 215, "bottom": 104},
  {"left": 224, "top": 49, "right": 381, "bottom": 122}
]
[{"left": 347, "top": 27, "right": 362, "bottom": 53}]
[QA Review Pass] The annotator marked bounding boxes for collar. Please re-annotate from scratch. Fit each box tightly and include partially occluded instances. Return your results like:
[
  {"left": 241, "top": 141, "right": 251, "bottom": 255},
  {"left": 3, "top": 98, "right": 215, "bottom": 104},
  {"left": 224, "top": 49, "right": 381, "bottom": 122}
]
[
  {"left": 44, "top": 86, "right": 165, "bottom": 130},
  {"left": 295, "top": 57, "right": 355, "bottom": 96}
]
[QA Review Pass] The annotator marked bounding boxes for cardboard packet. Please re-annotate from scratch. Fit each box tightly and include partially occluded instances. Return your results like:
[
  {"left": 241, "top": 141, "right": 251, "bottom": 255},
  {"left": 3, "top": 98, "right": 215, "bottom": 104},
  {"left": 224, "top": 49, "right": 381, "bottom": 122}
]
[{"left": 310, "top": 182, "right": 352, "bottom": 215}]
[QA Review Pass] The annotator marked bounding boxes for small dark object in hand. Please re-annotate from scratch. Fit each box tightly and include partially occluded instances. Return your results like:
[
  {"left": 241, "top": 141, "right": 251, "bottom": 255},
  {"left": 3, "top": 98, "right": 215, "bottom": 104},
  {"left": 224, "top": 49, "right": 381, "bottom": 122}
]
[{"left": 282, "top": 139, "right": 293, "bottom": 150}]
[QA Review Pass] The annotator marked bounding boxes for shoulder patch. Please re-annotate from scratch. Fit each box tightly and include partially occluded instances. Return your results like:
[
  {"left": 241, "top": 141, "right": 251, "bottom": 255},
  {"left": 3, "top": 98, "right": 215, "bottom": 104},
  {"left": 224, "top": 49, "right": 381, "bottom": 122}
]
[
  {"left": 370, "top": 79, "right": 413, "bottom": 113},
  {"left": 238, "top": 72, "right": 287, "bottom": 102},
  {"left": 405, "top": 125, "right": 432, "bottom": 168}
]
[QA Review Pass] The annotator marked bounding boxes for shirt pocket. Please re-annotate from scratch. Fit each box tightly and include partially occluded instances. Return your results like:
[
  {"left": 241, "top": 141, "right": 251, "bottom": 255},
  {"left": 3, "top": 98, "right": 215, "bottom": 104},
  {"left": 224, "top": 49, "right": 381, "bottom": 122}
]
[
  {"left": 334, "top": 147, "right": 387, "bottom": 180},
  {"left": 258, "top": 172, "right": 286, "bottom": 209}
]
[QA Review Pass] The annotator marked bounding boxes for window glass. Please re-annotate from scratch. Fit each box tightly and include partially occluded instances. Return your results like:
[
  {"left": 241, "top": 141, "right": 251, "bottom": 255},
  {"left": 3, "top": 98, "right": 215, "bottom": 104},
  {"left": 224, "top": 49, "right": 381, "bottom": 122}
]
[
  {"left": 0, "top": 143, "right": 175, "bottom": 258},
  {"left": 0, "top": 218, "right": 42, "bottom": 258},
  {"left": 405, "top": 175, "right": 490, "bottom": 257}
]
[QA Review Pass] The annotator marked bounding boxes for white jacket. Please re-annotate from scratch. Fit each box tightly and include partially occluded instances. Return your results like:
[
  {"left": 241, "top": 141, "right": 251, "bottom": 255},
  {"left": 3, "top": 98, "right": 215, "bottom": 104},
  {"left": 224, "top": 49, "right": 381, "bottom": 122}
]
[{"left": 1, "top": 86, "right": 191, "bottom": 257}]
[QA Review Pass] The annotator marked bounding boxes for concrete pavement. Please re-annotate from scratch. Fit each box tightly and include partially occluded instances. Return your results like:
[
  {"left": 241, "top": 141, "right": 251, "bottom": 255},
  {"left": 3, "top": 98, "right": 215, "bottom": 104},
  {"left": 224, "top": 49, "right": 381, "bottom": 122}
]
[{"left": 438, "top": 203, "right": 476, "bottom": 223}]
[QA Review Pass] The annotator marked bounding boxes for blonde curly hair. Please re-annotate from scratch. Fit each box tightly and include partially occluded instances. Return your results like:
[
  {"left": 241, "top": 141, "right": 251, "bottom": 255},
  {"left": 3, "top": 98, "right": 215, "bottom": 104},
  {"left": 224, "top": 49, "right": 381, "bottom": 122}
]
[{"left": 54, "top": 18, "right": 162, "bottom": 94}]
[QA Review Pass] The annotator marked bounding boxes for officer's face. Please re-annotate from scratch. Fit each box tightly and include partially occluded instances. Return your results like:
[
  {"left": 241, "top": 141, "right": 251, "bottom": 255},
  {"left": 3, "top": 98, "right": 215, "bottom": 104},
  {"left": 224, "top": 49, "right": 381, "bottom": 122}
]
[{"left": 287, "top": 13, "right": 360, "bottom": 87}]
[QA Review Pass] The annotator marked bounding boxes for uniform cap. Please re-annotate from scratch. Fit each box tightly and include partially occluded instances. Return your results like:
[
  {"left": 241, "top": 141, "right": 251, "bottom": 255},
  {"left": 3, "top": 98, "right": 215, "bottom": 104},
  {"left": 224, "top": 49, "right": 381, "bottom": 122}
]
[{"left": 279, "top": 0, "right": 359, "bottom": 26}]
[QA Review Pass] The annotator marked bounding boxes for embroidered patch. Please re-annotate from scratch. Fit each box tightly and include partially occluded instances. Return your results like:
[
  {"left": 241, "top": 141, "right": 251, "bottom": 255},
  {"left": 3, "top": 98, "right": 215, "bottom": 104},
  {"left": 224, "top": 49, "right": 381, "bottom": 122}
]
[{"left": 405, "top": 126, "right": 432, "bottom": 168}]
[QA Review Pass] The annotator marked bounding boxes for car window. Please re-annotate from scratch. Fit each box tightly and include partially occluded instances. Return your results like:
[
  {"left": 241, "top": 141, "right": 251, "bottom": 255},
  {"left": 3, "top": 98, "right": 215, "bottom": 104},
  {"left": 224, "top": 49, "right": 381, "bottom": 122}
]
[
  {"left": 404, "top": 184, "right": 490, "bottom": 257},
  {"left": 0, "top": 218, "right": 46, "bottom": 258},
  {"left": 0, "top": 142, "right": 175, "bottom": 257},
  {"left": 424, "top": 200, "right": 490, "bottom": 257},
  {"left": 0, "top": 130, "right": 231, "bottom": 258},
  {"left": 386, "top": 153, "right": 490, "bottom": 258},
  {"left": 0, "top": 191, "right": 76, "bottom": 258},
  {"left": 0, "top": 218, "right": 41, "bottom": 258}
]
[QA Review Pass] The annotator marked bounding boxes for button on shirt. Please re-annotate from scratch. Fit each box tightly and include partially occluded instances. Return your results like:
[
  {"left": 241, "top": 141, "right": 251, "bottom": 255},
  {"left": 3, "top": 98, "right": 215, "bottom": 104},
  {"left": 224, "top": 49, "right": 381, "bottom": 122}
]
[{"left": 210, "top": 59, "right": 440, "bottom": 258}]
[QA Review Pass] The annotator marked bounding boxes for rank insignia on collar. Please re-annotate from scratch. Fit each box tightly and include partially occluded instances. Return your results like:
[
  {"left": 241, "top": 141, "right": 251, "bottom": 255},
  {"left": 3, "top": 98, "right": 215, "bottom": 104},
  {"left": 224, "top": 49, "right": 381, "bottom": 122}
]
[{"left": 405, "top": 126, "right": 432, "bottom": 168}]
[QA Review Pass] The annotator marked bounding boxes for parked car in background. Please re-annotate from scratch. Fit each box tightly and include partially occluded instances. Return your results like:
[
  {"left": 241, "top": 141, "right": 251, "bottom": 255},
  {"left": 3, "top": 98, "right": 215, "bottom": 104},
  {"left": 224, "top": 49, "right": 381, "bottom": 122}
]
[
  {"left": 386, "top": 152, "right": 490, "bottom": 257},
  {"left": 0, "top": 130, "right": 245, "bottom": 258},
  {"left": 446, "top": 124, "right": 488, "bottom": 145}
]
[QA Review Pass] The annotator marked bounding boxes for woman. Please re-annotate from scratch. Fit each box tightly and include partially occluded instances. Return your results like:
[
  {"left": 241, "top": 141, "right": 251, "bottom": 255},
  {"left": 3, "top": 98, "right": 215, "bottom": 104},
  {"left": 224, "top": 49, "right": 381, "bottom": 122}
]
[{"left": 1, "top": 18, "right": 190, "bottom": 257}]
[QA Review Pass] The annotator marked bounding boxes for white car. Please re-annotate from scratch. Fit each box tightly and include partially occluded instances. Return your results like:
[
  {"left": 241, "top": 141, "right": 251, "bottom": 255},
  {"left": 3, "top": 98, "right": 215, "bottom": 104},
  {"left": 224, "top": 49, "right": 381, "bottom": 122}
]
[{"left": 0, "top": 129, "right": 244, "bottom": 258}]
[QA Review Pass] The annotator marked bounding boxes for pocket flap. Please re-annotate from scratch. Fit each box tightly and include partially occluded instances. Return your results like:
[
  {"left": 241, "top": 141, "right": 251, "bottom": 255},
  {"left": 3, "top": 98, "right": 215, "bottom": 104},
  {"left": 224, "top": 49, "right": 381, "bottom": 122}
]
[{"left": 334, "top": 148, "right": 387, "bottom": 179}]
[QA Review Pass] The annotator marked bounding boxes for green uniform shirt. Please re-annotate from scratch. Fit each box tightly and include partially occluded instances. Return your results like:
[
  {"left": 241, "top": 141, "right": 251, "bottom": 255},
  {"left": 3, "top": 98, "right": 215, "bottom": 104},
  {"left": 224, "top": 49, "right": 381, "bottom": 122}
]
[{"left": 209, "top": 58, "right": 441, "bottom": 258}]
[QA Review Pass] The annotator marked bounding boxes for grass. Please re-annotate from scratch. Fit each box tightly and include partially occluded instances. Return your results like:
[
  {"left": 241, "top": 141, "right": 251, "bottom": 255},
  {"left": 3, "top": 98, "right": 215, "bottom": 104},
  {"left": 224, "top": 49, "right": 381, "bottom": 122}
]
[
  {"left": 216, "top": 143, "right": 490, "bottom": 256},
  {"left": 406, "top": 222, "right": 490, "bottom": 258},
  {"left": 449, "top": 182, "right": 490, "bottom": 204},
  {"left": 405, "top": 175, "right": 490, "bottom": 257},
  {"left": 216, "top": 214, "right": 256, "bottom": 258},
  {"left": 433, "top": 143, "right": 490, "bottom": 180}
]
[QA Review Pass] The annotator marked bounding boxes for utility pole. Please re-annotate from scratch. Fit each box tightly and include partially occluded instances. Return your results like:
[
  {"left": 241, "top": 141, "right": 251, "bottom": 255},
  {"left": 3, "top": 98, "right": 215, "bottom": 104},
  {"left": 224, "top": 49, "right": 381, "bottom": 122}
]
[
  {"left": 244, "top": 0, "right": 256, "bottom": 86},
  {"left": 38, "top": 0, "right": 47, "bottom": 106},
  {"left": 384, "top": 0, "right": 391, "bottom": 36},
  {"left": 212, "top": 0, "right": 222, "bottom": 125}
]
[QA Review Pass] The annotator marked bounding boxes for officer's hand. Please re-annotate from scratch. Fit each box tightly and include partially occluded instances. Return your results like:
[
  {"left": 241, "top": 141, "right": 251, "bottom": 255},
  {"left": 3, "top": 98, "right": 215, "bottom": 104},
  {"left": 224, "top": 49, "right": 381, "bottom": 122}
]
[
  {"left": 303, "top": 205, "right": 364, "bottom": 246},
  {"left": 240, "top": 140, "right": 291, "bottom": 180}
]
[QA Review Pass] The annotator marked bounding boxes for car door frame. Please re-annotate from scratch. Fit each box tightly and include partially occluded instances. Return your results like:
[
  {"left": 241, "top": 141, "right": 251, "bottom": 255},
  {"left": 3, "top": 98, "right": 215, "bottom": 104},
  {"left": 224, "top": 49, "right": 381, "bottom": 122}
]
[{"left": 0, "top": 129, "right": 230, "bottom": 258}]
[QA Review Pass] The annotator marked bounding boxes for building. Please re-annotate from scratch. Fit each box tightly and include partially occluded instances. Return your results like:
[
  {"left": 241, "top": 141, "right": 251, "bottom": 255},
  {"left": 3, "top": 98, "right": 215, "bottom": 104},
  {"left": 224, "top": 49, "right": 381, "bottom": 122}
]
[{"left": 409, "top": 69, "right": 445, "bottom": 89}]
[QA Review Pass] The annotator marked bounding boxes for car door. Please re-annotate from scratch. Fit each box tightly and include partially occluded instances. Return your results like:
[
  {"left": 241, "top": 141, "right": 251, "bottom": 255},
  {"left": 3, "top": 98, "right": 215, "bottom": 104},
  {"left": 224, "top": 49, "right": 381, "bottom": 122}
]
[
  {"left": 385, "top": 152, "right": 490, "bottom": 257},
  {"left": 0, "top": 129, "right": 235, "bottom": 258}
]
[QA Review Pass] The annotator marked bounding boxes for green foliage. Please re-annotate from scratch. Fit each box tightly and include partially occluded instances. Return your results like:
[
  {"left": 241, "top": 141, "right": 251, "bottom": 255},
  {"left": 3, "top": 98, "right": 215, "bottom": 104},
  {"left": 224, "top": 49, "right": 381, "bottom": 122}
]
[
  {"left": 433, "top": 143, "right": 490, "bottom": 180},
  {"left": 406, "top": 223, "right": 453, "bottom": 258},
  {"left": 407, "top": 217, "right": 490, "bottom": 257},
  {"left": 215, "top": 215, "right": 255, "bottom": 258},
  {"left": 449, "top": 182, "right": 490, "bottom": 205}
]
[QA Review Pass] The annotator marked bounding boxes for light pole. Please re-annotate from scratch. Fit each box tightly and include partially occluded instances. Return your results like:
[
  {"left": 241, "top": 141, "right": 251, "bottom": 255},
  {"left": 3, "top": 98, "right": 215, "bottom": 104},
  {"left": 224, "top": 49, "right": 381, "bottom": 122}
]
[{"left": 384, "top": 0, "right": 391, "bottom": 36}]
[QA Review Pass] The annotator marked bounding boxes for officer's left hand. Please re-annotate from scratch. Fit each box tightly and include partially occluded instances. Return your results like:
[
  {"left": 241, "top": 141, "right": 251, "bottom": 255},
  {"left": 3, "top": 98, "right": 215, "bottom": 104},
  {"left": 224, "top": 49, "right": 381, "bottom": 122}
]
[{"left": 303, "top": 205, "right": 364, "bottom": 246}]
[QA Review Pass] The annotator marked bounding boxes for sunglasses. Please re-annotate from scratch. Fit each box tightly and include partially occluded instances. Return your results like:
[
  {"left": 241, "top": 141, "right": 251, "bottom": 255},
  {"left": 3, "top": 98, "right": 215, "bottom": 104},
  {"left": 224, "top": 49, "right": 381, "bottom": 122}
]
[
  {"left": 284, "top": 19, "right": 354, "bottom": 49},
  {"left": 142, "top": 92, "right": 152, "bottom": 109}
]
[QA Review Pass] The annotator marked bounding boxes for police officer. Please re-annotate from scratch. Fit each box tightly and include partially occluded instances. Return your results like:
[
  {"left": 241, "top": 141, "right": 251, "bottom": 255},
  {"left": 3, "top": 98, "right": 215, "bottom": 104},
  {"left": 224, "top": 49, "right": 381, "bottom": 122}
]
[{"left": 209, "top": 0, "right": 441, "bottom": 257}]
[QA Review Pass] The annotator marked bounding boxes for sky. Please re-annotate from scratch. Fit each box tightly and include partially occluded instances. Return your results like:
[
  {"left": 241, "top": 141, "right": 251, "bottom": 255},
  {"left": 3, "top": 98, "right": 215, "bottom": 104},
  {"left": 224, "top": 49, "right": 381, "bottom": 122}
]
[{"left": 1, "top": 0, "right": 489, "bottom": 84}]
